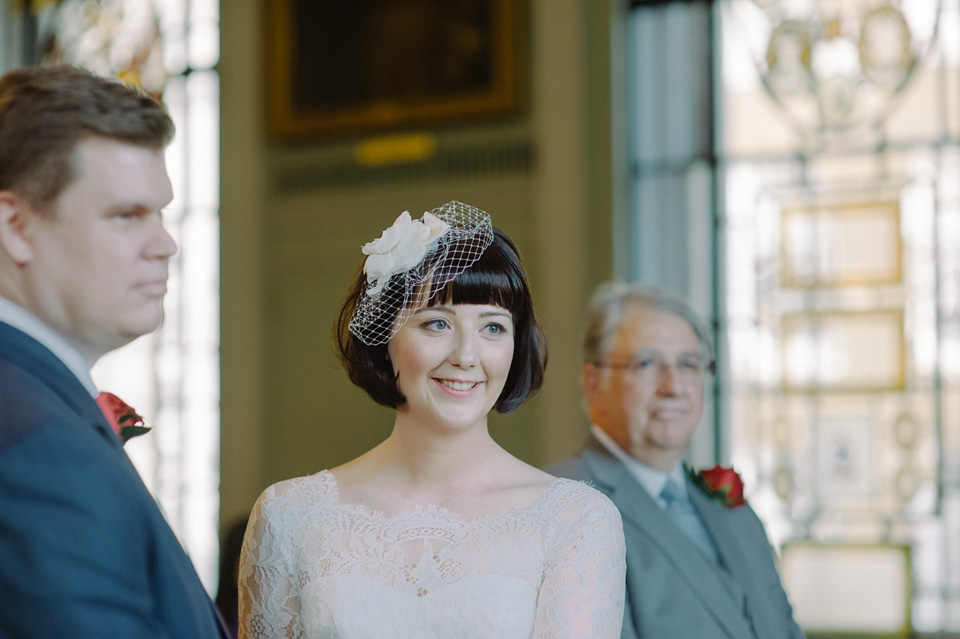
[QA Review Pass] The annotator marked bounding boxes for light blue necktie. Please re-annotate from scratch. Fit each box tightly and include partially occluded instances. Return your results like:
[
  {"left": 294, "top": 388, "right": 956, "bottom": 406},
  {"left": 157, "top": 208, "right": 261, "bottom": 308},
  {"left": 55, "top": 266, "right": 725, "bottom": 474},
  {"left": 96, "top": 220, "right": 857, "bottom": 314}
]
[{"left": 660, "top": 479, "right": 720, "bottom": 564}]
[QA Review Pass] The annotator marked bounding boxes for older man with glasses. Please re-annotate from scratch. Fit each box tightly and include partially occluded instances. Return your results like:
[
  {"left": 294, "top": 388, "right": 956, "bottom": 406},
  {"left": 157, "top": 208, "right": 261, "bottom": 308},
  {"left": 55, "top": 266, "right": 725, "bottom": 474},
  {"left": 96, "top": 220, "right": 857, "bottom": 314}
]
[{"left": 550, "top": 283, "right": 804, "bottom": 639}]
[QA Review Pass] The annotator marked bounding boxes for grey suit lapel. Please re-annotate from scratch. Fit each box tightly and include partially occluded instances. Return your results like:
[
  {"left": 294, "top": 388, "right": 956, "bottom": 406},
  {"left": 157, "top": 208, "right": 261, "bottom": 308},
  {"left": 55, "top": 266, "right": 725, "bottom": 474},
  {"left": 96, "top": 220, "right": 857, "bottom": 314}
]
[
  {"left": 582, "top": 443, "right": 756, "bottom": 639},
  {"left": 691, "top": 484, "right": 778, "bottom": 639}
]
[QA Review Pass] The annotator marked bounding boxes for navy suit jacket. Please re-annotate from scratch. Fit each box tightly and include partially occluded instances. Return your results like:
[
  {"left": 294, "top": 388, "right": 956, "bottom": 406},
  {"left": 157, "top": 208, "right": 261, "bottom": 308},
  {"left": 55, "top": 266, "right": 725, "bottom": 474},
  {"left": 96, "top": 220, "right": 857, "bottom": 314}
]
[
  {"left": 551, "top": 437, "right": 805, "bottom": 639},
  {"left": 0, "top": 321, "right": 228, "bottom": 639}
]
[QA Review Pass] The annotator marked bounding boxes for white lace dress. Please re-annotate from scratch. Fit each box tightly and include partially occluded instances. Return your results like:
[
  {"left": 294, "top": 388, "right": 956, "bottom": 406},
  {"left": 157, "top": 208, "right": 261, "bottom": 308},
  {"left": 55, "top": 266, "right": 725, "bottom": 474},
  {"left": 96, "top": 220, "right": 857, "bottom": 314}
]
[{"left": 238, "top": 471, "right": 625, "bottom": 639}]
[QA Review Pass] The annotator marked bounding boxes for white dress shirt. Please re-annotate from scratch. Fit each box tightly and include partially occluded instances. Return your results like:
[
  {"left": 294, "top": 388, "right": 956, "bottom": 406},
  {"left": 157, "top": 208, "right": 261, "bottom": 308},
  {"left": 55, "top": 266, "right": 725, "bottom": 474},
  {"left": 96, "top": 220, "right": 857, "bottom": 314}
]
[{"left": 591, "top": 424, "right": 689, "bottom": 507}]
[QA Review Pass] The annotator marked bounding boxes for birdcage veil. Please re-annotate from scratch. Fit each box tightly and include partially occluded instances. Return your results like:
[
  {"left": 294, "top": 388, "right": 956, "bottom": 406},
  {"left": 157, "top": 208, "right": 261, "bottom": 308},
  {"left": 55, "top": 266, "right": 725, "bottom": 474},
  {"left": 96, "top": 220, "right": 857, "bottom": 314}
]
[{"left": 348, "top": 201, "right": 494, "bottom": 346}]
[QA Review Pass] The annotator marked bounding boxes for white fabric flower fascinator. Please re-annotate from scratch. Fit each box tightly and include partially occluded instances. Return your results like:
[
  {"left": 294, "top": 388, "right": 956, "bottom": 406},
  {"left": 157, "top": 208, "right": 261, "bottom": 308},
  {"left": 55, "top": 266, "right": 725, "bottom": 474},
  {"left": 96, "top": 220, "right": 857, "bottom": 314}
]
[{"left": 348, "top": 200, "right": 494, "bottom": 345}]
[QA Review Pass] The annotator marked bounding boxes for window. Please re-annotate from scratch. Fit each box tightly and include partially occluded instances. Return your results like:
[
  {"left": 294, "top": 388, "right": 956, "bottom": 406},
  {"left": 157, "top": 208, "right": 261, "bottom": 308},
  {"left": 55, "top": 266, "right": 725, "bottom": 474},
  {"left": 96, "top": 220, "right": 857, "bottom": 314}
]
[
  {"left": 721, "top": 0, "right": 960, "bottom": 629},
  {"left": 628, "top": 0, "right": 960, "bottom": 630}
]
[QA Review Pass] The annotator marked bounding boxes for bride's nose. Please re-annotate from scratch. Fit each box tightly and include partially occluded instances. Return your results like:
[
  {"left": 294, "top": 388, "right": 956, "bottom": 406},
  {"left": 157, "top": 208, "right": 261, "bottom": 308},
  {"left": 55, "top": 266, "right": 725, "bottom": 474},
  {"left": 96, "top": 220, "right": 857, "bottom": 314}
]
[{"left": 449, "top": 330, "right": 478, "bottom": 368}]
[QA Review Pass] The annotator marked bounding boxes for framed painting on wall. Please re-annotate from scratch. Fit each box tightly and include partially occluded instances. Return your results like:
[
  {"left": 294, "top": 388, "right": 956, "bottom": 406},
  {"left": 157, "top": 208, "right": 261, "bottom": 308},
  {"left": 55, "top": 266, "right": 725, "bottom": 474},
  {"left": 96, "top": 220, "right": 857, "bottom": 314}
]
[{"left": 264, "top": 0, "right": 525, "bottom": 140}]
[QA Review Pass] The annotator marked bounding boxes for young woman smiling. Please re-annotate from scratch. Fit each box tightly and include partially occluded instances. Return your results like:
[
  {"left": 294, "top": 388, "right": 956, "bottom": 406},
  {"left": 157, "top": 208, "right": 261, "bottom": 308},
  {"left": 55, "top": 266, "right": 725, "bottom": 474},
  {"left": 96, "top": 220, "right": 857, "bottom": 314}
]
[{"left": 238, "top": 202, "right": 626, "bottom": 639}]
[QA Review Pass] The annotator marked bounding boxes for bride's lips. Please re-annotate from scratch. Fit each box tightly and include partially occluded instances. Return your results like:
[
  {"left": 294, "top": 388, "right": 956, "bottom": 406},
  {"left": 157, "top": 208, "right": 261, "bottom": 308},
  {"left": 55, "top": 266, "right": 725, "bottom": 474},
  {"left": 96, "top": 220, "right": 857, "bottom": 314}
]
[{"left": 434, "top": 378, "right": 482, "bottom": 396}]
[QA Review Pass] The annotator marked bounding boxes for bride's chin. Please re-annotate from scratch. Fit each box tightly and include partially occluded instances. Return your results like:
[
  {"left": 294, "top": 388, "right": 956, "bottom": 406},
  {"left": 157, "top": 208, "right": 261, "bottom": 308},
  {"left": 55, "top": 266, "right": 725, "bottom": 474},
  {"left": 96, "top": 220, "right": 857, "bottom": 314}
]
[{"left": 417, "top": 410, "right": 490, "bottom": 433}]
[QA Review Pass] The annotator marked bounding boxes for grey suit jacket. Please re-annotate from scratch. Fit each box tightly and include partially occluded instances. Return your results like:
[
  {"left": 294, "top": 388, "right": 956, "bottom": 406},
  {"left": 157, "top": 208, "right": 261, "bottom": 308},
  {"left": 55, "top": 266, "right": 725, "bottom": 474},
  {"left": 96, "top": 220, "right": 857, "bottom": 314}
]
[
  {"left": 0, "top": 321, "right": 228, "bottom": 638},
  {"left": 550, "top": 437, "right": 804, "bottom": 639}
]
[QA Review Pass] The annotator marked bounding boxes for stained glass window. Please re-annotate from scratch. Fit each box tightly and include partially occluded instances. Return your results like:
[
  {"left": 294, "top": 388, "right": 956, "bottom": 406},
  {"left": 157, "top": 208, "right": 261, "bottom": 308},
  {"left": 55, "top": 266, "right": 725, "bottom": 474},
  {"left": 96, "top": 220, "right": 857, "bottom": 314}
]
[{"left": 722, "top": 0, "right": 960, "bottom": 631}]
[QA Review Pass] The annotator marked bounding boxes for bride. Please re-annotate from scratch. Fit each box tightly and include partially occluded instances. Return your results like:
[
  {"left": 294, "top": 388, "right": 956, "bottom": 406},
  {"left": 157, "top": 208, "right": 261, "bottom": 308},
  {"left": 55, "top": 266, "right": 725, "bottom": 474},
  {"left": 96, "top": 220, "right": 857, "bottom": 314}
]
[{"left": 238, "top": 201, "right": 625, "bottom": 638}]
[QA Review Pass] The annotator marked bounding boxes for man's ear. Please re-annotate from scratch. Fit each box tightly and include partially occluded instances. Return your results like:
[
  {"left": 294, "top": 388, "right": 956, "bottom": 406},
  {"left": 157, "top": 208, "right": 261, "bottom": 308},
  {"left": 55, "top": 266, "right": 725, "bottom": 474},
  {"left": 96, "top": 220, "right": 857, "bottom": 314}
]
[
  {"left": 582, "top": 362, "right": 601, "bottom": 402},
  {"left": 580, "top": 362, "right": 599, "bottom": 396},
  {"left": 582, "top": 362, "right": 605, "bottom": 424},
  {"left": 0, "top": 191, "right": 34, "bottom": 265}
]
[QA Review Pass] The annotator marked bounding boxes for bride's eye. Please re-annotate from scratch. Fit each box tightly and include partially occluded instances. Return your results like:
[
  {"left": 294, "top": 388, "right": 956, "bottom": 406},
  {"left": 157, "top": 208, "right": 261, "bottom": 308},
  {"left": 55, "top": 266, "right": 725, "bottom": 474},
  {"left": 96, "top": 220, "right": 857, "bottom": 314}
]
[
  {"left": 483, "top": 322, "right": 509, "bottom": 336},
  {"left": 423, "top": 318, "right": 450, "bottom": 332}
]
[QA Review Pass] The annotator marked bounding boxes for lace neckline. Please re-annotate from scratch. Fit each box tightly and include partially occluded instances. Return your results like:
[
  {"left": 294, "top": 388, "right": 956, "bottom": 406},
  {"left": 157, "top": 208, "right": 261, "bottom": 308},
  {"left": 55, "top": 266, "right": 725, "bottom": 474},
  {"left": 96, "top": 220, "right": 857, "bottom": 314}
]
[{"left": 317, "top": 470, "right": 569, "bottom": 524}]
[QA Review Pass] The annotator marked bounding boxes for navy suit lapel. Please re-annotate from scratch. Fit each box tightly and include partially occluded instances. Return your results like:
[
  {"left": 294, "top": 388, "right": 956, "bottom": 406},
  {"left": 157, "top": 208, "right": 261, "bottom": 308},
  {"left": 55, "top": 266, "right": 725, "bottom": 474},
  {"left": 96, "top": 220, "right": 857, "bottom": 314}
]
[
  {"left": 0, "top": 321, "right": 230, "bottom": 638},
  {"left": 0, "top": 323, "right": 118, "bottom": 446},
  {"left": 0, "top": 322, "right": 117, "bottom": 444},
  {"left": 582, "top": 442, "right": 756, "bottom": 639}
]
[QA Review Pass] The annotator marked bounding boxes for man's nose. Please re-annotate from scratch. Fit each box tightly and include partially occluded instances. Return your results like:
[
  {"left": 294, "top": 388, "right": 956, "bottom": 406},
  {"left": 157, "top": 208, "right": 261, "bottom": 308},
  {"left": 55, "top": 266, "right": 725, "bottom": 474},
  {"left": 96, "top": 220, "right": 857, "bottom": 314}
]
[
  {"left": 151, "top": 221, "right": 178, "bottom": 259},
  {"left": 656, "top": 362, "right": 683, "bottom": 394}
]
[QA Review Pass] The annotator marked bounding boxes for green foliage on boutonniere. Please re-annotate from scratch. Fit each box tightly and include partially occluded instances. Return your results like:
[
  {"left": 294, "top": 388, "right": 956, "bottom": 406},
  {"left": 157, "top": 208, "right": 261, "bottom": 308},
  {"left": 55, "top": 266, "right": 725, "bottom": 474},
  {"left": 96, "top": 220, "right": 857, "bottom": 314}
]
[
  {"left": 118, "top": 421, "right": 152, "bottom": 442},
  {"left": 689, "top": 465, "right": 747, "bottom": 508},
  {"left": 96, "top": 392, "right": 152, "bottom": 445}
]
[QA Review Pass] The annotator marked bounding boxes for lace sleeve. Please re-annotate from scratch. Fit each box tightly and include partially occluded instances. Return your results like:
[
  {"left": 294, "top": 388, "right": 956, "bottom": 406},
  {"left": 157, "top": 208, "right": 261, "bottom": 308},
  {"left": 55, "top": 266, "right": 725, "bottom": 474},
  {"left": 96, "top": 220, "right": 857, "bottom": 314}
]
[
  {"left": 533, "top": 485, "right": 626, "bottom": 638},
  {"left": 238, "top": 484, "right": 303, "bottom": 639}
]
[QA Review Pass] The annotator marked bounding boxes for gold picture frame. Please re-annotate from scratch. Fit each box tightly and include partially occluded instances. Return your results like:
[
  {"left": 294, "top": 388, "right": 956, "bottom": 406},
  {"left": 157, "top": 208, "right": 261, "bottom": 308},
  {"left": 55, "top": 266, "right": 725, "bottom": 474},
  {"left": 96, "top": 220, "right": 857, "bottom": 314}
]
[
  {"left": 780, "top": 200, "right": 902, "bottom": 288},
  {"left": 264, "top": 1, "right": 525, "bottom": 140},
  {"left": 781, "top": 310, "right": 905, "bottom": 392},
  {"left": 780, "top": 541, "right": 912, "bottom": 637}
]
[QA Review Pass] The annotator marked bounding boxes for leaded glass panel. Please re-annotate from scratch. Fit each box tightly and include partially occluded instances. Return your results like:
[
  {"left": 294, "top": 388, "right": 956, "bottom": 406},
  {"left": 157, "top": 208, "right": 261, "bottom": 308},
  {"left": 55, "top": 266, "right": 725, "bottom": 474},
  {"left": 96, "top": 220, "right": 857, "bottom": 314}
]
[{"left": 723, "top": 0, "right": 960, "bottom": 630}]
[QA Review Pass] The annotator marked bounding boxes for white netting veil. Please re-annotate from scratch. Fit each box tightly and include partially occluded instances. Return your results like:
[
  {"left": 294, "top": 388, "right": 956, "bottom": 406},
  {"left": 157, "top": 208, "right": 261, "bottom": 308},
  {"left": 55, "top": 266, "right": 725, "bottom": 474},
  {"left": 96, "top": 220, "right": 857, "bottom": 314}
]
[{"left": 348, "top": 201, "right": 494, "bottom": 346}]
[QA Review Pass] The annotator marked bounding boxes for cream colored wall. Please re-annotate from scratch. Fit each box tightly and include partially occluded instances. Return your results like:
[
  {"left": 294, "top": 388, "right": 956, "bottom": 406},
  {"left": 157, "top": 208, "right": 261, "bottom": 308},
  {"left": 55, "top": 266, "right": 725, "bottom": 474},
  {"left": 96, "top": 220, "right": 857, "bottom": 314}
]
[
  {"left": 219, "top": 0, "right": 622, "bottom": 527},
  {"left": 0, "top": 2, "right": 28, "bottom": 71}
]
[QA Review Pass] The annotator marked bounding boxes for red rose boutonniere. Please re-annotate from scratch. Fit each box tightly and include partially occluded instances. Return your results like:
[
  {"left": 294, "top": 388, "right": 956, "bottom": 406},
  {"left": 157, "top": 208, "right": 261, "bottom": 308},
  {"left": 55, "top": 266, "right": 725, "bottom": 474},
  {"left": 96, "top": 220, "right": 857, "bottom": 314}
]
[
  {"left": 690, "top": 465, "right": 747, "bottom": 508},
  {"left": 95, "top": 392, "right": 152, "bottom": 445}
]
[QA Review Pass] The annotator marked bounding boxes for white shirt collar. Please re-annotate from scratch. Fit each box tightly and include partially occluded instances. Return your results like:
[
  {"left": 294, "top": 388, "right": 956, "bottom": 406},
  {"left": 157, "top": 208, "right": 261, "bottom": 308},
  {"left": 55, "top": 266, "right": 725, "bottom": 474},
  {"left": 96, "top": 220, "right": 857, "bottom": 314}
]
[
  {"left": 591, "top": 424, "right": 688, "bottom": 506},
  {"left": 0, "top": 296, "right": 98, "bottom": 397}
]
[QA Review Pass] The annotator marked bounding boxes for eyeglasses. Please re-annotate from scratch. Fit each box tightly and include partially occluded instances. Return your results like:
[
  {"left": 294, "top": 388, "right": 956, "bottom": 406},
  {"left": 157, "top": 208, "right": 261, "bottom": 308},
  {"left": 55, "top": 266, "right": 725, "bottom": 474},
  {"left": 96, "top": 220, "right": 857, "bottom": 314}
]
[{"left": 592, "top": 349, "right": 714, "bottom": 383}]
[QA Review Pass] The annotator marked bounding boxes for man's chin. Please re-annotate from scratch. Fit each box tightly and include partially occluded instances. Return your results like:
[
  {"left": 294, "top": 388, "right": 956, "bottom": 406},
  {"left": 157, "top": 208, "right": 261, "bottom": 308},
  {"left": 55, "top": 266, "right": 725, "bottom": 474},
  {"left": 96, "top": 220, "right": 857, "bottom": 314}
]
[
  {"left": 647, "top": 424, "right": 698, "bottom": 450},
  {"left": 117, "top": 314, "right": 165, "bottom": 344}
]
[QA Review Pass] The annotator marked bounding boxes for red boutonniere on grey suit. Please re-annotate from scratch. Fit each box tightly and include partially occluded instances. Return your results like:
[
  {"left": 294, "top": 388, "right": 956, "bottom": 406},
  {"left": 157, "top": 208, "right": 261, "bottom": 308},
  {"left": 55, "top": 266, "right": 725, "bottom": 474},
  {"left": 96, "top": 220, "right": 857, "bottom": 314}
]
[{"left": 689, "top": 465, "right": 747, "bottom": 509}]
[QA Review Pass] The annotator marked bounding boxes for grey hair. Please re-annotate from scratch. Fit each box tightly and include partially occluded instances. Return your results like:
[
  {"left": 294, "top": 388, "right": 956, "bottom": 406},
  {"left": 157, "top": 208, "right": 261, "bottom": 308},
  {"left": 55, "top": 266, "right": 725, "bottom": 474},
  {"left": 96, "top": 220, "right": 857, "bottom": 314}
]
[{"left": 582, "top": 282, "right": 714, "bottom": 365}]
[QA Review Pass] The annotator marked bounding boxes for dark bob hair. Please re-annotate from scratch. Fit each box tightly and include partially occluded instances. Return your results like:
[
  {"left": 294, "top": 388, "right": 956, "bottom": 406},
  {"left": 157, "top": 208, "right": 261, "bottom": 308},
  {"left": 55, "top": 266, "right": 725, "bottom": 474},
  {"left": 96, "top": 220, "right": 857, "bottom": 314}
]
[{"left": 335, "top": 227, "right": 547, "bottom": 413}]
